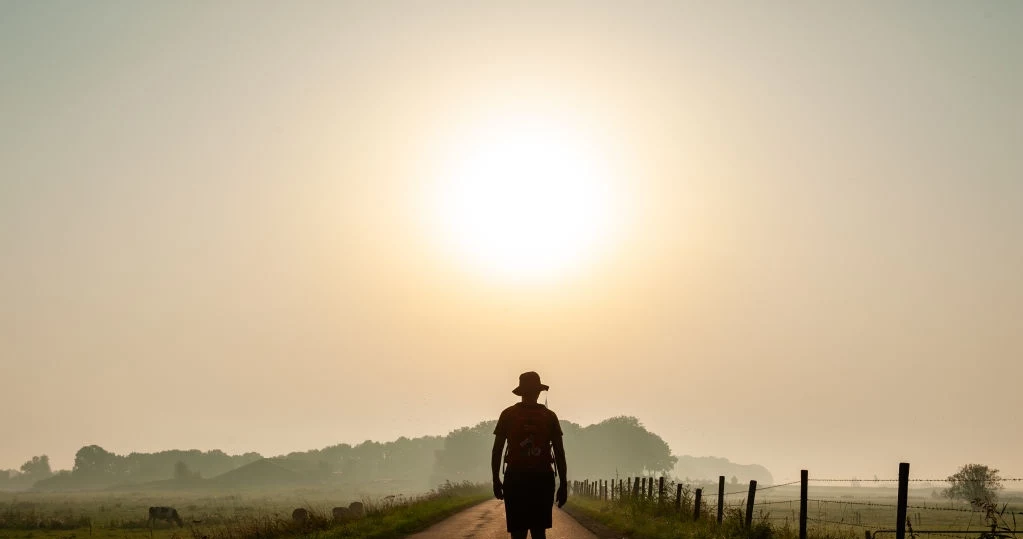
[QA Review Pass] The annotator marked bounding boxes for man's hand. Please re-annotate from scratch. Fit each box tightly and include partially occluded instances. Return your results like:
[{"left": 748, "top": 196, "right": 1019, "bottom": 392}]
[
  {"left": 493, "top": 478, "right": 504, "bottom": 500},
  {"left": 556, "top": 482, "right": 567, "bottom": 507}
]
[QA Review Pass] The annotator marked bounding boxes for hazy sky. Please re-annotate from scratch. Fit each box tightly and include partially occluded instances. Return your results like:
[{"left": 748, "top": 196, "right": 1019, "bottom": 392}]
[{"left": 2, "top": 1, "right": 1021, "bottom": 483}]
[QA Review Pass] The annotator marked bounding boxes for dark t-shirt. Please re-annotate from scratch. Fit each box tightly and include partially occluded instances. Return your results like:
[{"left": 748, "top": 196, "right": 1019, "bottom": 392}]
[
  {"left": 493, "top": 402, "right": 563, "bottom": 439},
  {"left": 495, "top": 402, "right": 562, "bottom": 531}
]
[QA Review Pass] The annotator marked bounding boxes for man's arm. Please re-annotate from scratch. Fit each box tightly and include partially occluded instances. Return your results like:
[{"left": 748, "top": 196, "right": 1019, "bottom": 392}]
[
  {"left": 491, "top": 434, "right": 505, "bottom": 499},
  {"left": 552, "top": 435, "right": 568, "bottom": 507}
]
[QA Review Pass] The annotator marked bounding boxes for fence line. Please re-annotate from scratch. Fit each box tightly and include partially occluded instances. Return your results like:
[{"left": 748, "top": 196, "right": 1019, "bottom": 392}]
[{"left": 569, "top": 463, "right": 1020, "bottom": 539}]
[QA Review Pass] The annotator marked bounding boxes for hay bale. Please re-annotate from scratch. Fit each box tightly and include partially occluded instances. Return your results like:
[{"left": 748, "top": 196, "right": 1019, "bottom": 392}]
[
  {"left": 291, "top": 508, "right": 309, "bottom": 523},
  {"left": 331, "top": 506, "right": 351, "bottom": 521},
  {"left": 348, "top": 502, "right": 365, "bottom": 518}
]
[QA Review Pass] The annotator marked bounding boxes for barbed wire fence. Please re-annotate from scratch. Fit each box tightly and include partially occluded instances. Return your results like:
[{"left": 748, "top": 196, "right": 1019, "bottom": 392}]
[{"left": 570, "top": 463, "right": 1021, "bottom": 539}]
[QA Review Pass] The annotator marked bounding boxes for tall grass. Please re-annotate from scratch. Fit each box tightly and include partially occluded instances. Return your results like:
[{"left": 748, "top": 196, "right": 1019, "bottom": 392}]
[
  {"left": 566, "top": 480, "right": 858, "bottom": 539},
  {"left": 0, "top": 502, "right": 92, "bottom": 530},
  {"left": 188, "top": 481, "right": 489, "bottom": 539}
]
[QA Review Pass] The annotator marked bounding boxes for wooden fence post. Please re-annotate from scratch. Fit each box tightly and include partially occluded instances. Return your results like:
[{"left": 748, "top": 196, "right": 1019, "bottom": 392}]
[
  {"left": 641, "top": 477, "right": 647, "bottom": 499},
  {"left": 718, "top": 475, "right": 725, "bottom": 524},
  {"left": 800, "top": 470, "right": 808, "bottom": 539},
  {"left": 675, "top": 483, "right": 683, "bottom": 513},
  {"left": 896, "top": 463, "right": 910, "bottom": 539},
  {"left": 611, "top": 478, "right": 615, "bottom": 501},
  {"left": 633, "top": 477, "right": 640, "bottom": 498},
  {"left": 694, "top": 488, "right": 703, "bottom": 520},
  {"left": 659, "top": 476, "right": 665, "bottom": 505},
  {"left": 648, "top": 476, "right": 654, "bottom": 499},
  {"left": 744, "top": 480, "right": 757, "bottom": 529}
]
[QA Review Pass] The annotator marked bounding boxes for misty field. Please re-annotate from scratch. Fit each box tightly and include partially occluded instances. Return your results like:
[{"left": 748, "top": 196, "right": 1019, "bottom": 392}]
[
  {"left": 0, "top": 482, "right": 489, "bottom": 539},
  {"left": 566, "top": 484, "right": 1023, "bottom": 539}
]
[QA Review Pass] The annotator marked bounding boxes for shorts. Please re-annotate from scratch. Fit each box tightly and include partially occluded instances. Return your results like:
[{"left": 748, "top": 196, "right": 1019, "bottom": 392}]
[{"left": 502, "top": 467, "right": 555, "bottom": 532}]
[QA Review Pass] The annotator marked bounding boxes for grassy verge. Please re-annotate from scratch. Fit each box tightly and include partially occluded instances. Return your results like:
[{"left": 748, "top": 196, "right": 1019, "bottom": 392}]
[
  {"left": 564, "top": 496, "right": 798, "bottom": 539},
  {"left": 192, "top": 481, "right": 491, "bottom": 539},
  {"left": 315, "top": 483, "right": 490, "bottom": 539}
]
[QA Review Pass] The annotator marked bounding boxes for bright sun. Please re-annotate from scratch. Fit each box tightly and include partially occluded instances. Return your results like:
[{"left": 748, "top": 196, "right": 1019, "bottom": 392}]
[{"left": 431, "top": 118, "right": 618, "bottom": 283}]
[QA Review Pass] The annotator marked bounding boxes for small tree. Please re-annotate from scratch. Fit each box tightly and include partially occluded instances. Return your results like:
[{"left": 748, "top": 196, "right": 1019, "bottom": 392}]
[
  {"left": 20, "top": 455, "right": 52, "bottom": 478},
  {"left": 943, "top": 464, "right": 1002, "bottom": 508}
]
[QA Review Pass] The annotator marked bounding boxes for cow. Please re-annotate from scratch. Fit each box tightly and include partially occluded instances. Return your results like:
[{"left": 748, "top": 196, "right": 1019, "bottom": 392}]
[
  {"left": 148, "top": 507, "right": 183, "bottom": 527},
  {"left": 291, "top": 508, "right": 309, "bottom": 524}
]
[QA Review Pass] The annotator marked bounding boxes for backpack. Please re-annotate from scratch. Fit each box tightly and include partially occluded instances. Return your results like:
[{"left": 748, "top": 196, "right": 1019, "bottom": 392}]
[{"left": 503, "top": 404, "right": 555, "bottom": 471}]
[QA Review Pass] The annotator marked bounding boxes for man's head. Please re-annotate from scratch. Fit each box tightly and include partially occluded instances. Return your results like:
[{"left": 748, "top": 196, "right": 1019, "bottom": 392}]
[{"left": 512, "top": 371, "right": 548, "bottom": 402}]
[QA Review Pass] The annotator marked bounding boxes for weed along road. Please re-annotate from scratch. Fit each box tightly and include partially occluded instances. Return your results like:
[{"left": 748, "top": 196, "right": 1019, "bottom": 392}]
[{"left": 407, "top": 500, "right": 597, "bottom": 539}]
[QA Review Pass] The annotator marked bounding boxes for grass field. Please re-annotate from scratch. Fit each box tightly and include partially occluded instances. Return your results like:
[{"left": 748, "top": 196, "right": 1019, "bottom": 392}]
[
  {"left": 0, "top": 482, "right": 490, "bottom": 539},
  {"left": 566, "top": 484, "right": 1023, "bottom": 539}
]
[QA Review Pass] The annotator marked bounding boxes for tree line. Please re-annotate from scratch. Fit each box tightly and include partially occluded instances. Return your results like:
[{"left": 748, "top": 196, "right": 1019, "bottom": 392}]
[{"left": 2, "top": 416, "right": 678, "bottom": 491}]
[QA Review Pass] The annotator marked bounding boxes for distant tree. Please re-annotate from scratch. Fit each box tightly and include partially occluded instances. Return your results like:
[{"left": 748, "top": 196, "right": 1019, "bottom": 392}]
[
  {"left": 432, "top": 421, "right": 497, "bottom": 483},
  {"left": 72, "top": 445, "right": 120, "bottom": 480},
  {"left": 943, "top": 464, "right": 1003, "bottom": 508},
  {"left": 20, "top": 455, "right": 52, "bottom": 478},
  {"left": 173, "top": 461, "right": 199, "bottom": 480},
  {"left": 561, "top": 416, "right": 677, "bottom": 478},
  {"left": 850, "top": 477, "right": 861, "bottom": 488},
  {"left": 730, "top": 475, "right": 738, "bottom": 485}
]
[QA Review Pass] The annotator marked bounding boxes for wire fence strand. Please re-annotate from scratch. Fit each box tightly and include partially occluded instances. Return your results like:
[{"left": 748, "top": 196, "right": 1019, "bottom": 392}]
[
  {"left": 808, "top": 478, "right": 1023, "bottom": 483},
  {"left": 757, "top": 480, "right": 803, "bottom": 491},
  {"left": 807, "top": 499, "right": 985, "bottom": 514},
  {"left": 807, "top": 517, "right": 876, "bottom": 529}
]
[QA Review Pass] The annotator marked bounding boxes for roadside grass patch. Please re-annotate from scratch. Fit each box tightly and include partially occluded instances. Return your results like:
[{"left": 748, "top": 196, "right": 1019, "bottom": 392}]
[
  {"left": 565, "top": 496, "right": 796, "bottom": 539},
  {"left": 191, "top": 481, "right": 489, "bottom": 539}
]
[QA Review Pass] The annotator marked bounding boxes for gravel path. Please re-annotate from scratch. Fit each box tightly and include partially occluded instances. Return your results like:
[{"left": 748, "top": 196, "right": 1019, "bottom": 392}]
[{"left": 406, "top": 499, "right": 598, "bottom": 539}]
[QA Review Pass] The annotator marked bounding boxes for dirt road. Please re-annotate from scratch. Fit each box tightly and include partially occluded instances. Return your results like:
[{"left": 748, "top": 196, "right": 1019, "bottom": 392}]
[{"left": 407, "top": 500, "right": 597, "bottom": 539}]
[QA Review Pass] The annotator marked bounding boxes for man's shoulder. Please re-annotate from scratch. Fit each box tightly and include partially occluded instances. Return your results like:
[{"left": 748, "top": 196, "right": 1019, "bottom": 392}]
[
  {"left": 499, "top": 404, "right": 520, "bottom": 417},
  {"left": 545, "top": 407, "right": 562, "bottom": 429},
  {"left": 535, "top": 406, "right": 558, "bottom": 422},
  {"left": 500, "top": 402, "right": 554, "bottom": 416}
]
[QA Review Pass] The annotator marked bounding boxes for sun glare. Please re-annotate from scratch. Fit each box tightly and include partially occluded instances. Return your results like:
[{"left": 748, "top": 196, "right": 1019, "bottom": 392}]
[{"left": 431, "top": 119, "right": 618, "bottom": 283}]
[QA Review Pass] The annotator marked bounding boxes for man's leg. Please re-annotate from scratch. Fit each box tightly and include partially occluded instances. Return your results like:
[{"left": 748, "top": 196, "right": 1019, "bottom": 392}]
[
  {"left": 529, "top": 528, "right": 546, "bottom": 539},
  {"left": 510, "top": 530, "right": 528, "bottom": 539}
]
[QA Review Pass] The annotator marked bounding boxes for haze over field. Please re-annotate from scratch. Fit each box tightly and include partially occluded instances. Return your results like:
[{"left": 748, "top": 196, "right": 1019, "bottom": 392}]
[{"left": 2, "top": 1, "right": 1021, "bottom": 484}]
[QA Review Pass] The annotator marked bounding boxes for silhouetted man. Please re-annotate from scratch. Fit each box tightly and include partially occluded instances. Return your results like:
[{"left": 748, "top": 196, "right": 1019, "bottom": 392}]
[{"left": 492, "top": 371, "right": 568, "bottom": 539}]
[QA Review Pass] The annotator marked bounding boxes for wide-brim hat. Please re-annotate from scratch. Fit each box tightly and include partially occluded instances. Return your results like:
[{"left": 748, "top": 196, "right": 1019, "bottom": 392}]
[{"left": 512, "top": 371, "right": 550, "bottom": 395}]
